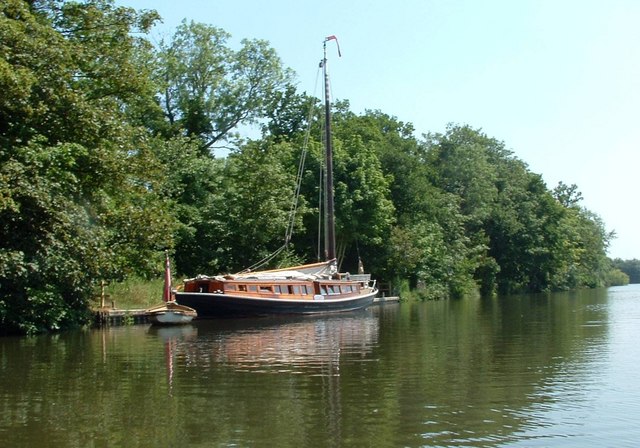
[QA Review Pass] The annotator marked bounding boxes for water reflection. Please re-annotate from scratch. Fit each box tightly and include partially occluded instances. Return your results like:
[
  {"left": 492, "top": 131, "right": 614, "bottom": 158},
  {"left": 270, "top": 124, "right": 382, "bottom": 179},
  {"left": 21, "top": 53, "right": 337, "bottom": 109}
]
[
  {"left": 141, "top": 312, "right": 380, "bottom": 448},
  {"left": 146, "top": 325, "right": 197, "bottom": 395},
  {"left": 151, "top": 312, "right": 379, "bottom": 376},
  {"left": 3, "top": 287, "right": 640, "bottom": 447},
  {"left": 371, "top": 291, "right": 613, "bottom": 447}
]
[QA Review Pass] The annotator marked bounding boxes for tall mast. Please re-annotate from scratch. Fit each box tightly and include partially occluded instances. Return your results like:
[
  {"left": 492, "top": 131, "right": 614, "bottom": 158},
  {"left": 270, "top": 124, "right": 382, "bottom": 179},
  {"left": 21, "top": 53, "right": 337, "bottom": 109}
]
[
  {"left": 322, "top": 35, "right": 341, "bottom": 261},
  {"left": 163, "top": 250, "right": 172, "bottom": 302}
]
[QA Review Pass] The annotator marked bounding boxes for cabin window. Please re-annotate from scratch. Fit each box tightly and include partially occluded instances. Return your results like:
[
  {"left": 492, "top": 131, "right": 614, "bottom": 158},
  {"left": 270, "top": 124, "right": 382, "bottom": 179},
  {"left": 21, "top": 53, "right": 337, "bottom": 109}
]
[
  {"left": 320, "top": 286, "right": 328, "bottom": 295},
  {"left": 237, "top": 284, "right": 247, "bottom": 292},
  {"left": 274, "top": 285, "right": 285, "bottom": 294},
  {"left": 259, "top": 285, "right": 273, "bottom": 293},
  {"left": 290, "top": 285, "right": 300, "bottom": 295},
  {"left": 302, "top": 285, "right": 310, "bottom": 295},
  {"left": 248, "top": 285, "right": 258, "bottom": 293}
]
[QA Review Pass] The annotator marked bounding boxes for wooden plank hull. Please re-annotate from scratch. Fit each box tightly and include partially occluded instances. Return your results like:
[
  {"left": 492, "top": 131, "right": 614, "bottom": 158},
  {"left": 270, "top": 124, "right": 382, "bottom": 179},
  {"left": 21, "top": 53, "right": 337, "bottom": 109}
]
[{"left": 175, "top": 290, "right": 377, "bottom": 318}]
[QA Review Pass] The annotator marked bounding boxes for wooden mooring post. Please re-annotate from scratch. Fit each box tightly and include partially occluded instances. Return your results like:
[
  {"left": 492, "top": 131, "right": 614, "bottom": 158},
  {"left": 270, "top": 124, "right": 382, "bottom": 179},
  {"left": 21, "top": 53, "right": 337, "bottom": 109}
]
[{"left": 94, "top": 280, "right": 150, "bottom": 326}]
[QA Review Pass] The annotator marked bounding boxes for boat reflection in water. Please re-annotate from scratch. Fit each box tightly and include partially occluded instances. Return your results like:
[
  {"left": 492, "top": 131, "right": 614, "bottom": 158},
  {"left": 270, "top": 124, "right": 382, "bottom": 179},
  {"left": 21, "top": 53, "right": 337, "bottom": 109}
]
[
  {"left": 147, "top": 324, "right": 198, "bottom": 394},
  {"left": 148, "top": 324, "right": 198, "bottom": 342},
  {"left": 167, "top": 311, "right": 379, "bottom": 375}
]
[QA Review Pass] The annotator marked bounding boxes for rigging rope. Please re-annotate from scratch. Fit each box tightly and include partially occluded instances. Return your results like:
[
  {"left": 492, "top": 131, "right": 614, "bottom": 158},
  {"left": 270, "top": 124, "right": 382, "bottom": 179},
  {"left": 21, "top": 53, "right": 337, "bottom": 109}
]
[
  {"left": 285, "top": 66, "right": 321, "bottom": 244},
  {"left": 238, "top": 64, "right": 322, "bottom": 274},
  {"left": 317, "top": 147, "right": 324, "bottom": 262}
]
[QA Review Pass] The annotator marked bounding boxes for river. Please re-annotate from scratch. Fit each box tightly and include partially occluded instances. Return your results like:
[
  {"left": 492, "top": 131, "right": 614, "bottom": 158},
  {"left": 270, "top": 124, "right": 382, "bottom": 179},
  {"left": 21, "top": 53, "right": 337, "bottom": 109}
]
[{"left": 1, "top": 285, "right": 639, "bottom": 447}]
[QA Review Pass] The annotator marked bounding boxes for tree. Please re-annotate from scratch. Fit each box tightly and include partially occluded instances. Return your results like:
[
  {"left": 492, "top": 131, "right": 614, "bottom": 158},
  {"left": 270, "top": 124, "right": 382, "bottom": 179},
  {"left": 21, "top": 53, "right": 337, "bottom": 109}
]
[
  {"left": 156, "top": 20, "right": 293, "bottom": 153},
  {"left": 153, "top": 136, "right": 226, "bottom": 275},
  {"left": 1, "top": 141, "right": 100, "bottom": 333},
  {"left": 262, "top": 87, "right": 319, "bottom": 142},
  {"left": 553, "top": 181, "right": 583, "bottom": 207},
  {"left": 218, "top": 140, "right": 304, "bottom": 272},
  {"left": 0, "top": 0, "right": 172, "bottom": 333},
  {"left": 420, "top": 124, "right": 616, "bottom": 295},
  {"left": 613, "top": 259, "right": 640, "bottom": 284},
  {"left": 1, "top": 0, "right": 160, "bottom": 148}
]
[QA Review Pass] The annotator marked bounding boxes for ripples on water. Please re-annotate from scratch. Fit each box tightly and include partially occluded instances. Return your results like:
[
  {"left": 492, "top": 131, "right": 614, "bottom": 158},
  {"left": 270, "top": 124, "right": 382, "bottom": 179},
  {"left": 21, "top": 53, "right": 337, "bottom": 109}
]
[
  {"left": 1, "top": 286, "right": 640, "bottom": 447},
  {"left": 504, "top": 286, "right": 640, "bottom": 448}
]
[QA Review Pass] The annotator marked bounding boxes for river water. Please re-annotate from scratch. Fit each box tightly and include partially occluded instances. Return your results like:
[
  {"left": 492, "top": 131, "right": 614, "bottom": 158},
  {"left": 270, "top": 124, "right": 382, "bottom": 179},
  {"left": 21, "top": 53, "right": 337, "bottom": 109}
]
[{"left": 1, "top": 285, "right": 639, "bottom": 447}]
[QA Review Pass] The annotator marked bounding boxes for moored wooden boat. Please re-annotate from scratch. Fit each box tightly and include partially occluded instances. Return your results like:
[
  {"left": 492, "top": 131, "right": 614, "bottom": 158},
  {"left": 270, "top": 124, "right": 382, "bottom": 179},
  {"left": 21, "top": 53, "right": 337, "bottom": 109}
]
[
  {"left": 175, "top": 260, "right": 377, "bottom": 317},
  {"left": 147, "top": 251, "right": 197, "bottom": 325},
  {"left": 174, "top": 36, "right": 378, "bottom": 318}
]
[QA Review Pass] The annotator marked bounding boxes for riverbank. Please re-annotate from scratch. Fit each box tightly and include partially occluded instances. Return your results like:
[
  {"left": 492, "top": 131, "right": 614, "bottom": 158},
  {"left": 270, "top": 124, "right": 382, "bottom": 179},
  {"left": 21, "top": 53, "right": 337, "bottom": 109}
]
[{"left": 97, "top": 277, "right": 164, "bottom": 310}]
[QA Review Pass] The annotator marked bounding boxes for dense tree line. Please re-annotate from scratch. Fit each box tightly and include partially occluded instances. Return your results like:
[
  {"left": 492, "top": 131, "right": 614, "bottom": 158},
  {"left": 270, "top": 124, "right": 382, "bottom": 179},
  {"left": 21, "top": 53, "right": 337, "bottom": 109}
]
[
  {"left": 612, "top": 259, "right": 640, "bottom": 284},
  {"left": 0, "top": 0, "right": 627, "bottom": 334}
]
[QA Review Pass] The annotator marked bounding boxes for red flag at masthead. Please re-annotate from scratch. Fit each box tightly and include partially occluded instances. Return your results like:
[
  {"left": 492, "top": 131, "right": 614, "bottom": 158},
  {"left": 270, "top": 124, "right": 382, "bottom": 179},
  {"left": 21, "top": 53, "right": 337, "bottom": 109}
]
[{"left": 324, "top": 35, "right": 342, "bottom": 57}]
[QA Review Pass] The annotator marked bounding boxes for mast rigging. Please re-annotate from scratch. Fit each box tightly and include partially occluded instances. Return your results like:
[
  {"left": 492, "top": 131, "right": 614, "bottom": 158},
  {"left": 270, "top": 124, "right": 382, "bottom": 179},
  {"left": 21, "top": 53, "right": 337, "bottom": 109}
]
[{"left": 322, "top": 35, "right": 341, "bottom": 261}]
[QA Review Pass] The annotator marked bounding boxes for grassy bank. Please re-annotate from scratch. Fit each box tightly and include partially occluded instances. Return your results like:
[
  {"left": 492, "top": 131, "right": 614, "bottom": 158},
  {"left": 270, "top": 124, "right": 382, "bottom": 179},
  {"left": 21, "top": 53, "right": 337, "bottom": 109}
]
[{"left": 96, "top": 277, "right": 166, "bottom": 310}]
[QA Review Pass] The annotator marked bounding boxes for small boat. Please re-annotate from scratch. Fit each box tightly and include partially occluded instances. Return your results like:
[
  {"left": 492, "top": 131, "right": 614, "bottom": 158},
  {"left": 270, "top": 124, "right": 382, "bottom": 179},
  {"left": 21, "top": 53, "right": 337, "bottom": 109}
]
[
  {"left": 146, "top": 301, "right": 197, "bottom": 325},
  {"left": 147, "top": 252, "right": 197, "bottom": 325},
  {"left": 175, "top": 36, "right": 378, "bottom": 318}
]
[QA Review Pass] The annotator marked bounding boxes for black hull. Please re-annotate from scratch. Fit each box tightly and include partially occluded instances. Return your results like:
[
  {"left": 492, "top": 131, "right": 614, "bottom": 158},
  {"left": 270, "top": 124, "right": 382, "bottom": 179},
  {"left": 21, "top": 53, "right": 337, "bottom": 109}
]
[{"left": 175, "top": 291, "right": 377, "bottom": 318}]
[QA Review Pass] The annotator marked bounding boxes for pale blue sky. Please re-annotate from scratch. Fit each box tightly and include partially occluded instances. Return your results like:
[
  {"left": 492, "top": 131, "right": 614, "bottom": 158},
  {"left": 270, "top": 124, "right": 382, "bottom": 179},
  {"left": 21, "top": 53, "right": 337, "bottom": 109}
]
[{"left": 121, "top": 0, "right": 640, "bottom": 259}]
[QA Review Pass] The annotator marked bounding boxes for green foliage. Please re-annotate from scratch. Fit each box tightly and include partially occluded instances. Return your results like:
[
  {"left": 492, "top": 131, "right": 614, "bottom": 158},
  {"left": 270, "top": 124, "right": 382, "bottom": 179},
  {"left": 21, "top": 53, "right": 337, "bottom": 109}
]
[
  {"left": 1, "top": 1, "right": 619, "bottom": 334},
  {"left": 104, "top": 276, "right": 164, "bottom": 309},
  {"left": 0, "top": 0, "right": 172, "bottom": 334},
  {"left": 604, "top": 268, "right": 629, "bottom": 287},
  {"left": 155, "top": 20, "right": 293, "bottom": 152},
  {"left": 612, "top": 259, "right": 640, "bottom": 284},
  {"left": 0, "top": 141, "right": 98, "bottom": 333},
  {"left": 152, "top": 136, "right": 225, "bottom": 274},
  {"left": 218, "top": 140, "right": 302, "bottom": 271},
  {"left": 331, "top": 131, "right": 395, "bottom": 272},
  {"left": 553, "top": 181, "right": 583, "bottom": 207},
  {"left": 415, "top": 124, "right": 616, "bottom": 295},
  {"left": 0, "top": 0, "right": 160, "bottom": 148}
]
